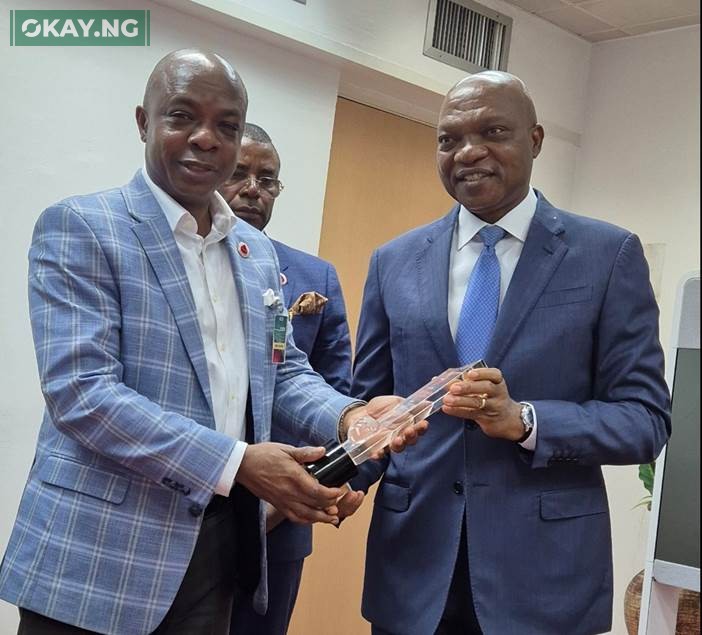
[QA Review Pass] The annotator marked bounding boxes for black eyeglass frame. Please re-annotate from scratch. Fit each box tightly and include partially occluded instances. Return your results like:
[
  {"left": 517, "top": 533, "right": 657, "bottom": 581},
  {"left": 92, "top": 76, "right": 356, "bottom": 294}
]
[{"left": 227, "top": 173, "right": 285, "bottom": 197}]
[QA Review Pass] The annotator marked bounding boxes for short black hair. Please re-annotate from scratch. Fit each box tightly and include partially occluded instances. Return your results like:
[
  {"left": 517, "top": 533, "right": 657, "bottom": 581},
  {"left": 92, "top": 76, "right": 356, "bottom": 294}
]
[{"left": 243, "top": 123, "right": 273, "bottom": 145}]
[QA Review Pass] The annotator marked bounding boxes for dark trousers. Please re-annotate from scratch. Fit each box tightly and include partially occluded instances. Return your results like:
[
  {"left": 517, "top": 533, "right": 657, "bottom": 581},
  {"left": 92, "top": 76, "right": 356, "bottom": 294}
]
[
  {"left": 229, "top": 558, "right": 304, "bottom": 635},
  {"left": 18, "top": 492, "right": 255, "bottom": 635},
  {"left": 434, "top": 520, "right": 482, "bottom": 635},
  {"left": 371, "top": 520, "right": 482, "bottom": 635}
]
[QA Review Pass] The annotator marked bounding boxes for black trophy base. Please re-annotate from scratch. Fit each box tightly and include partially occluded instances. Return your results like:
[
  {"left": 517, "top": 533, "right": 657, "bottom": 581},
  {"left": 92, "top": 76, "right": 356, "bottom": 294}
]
[{"left": 304, "top": 440, "right": 358, "bottom": 487}]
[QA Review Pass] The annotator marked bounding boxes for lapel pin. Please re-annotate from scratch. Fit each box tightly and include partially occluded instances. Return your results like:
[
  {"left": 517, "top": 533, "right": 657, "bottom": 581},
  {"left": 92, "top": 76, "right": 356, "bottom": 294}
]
[
  {"left": 280, "top": 272, "right": 288, "bottom": 286},
  {"left": 262, "top": 288, "right": 281, "bottom": 308},
  {"left": 238, "top": 242, "right": 250, "bottom": 258}
]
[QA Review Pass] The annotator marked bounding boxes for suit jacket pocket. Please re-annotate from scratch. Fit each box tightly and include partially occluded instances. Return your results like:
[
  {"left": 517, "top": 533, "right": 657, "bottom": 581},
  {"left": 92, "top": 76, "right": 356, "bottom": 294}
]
[
  {"left": 375, "top": 481, "right": 410, "bottom": 512},
  {"left": 534, "top": 285, "right": 592, "bottom": 308},
  {"left": 39, "top": 455, "right": 130, "bottom": 504},
  {"left": 540, "top": 486, "right": 608, "bottom": 520}
]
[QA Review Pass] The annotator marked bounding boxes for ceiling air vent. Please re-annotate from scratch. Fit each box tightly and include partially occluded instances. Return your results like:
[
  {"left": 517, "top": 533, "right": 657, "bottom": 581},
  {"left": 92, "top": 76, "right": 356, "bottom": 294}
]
[{"left": 424, "top": 0, "right": 512, "bottom": 73}]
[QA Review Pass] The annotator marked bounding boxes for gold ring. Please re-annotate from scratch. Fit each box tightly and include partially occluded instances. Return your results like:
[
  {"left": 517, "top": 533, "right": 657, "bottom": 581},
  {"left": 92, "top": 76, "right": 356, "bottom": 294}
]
[{"left": 478, "top": 396, "right": 487, "bottom": 410}]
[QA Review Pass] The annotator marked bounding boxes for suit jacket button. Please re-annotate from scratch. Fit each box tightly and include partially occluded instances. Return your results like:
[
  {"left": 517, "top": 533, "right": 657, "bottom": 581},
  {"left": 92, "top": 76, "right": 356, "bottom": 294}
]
[
  {"left": 188, "top": 503, "right": 203, "bottom": 517},
  {"left": 453, "top": 481, "right": 464, "bottom": 495}
]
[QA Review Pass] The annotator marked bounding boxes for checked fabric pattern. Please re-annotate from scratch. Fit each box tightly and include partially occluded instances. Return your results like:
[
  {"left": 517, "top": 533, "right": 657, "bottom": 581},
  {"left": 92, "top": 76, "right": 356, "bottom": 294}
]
[
  {"left": 455, "top": 225, "right": 506, "bottom": 365},
  {"left": 0, "top": 171, "right": 355, "bottom": 635}
]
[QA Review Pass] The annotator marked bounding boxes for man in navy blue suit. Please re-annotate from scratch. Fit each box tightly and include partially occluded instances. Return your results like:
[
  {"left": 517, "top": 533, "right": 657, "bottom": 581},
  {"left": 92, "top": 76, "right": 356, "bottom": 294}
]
[
  {"left": 220, "top": 123, "right": 359, "bottom": 635},
  {"left": 350, "top": 72, "right": 671, "bottom": 634}
]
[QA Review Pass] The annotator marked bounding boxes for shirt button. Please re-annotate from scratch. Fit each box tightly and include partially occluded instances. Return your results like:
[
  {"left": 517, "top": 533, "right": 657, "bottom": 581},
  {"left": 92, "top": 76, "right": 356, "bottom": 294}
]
[{"left": 453, "top": 481, "right": 464, "bottom": 495}]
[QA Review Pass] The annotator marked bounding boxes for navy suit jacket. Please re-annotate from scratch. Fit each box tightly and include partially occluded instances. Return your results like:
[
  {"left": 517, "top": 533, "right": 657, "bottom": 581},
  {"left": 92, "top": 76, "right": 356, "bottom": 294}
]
[
  {"left": 266, "top": 238, "right": 352, "bottom": 562},
  {"left": 351, "top": 193, "right": 671, "bottom": 635}
]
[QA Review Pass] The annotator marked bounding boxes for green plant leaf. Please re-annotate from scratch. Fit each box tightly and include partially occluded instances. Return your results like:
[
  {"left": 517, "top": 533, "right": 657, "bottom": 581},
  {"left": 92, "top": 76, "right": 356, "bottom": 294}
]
[
  {"left": 633, "top": 495, "right": 652, "bottom": 512},
  {"left": 638, "top": 462, "right": 655, "bottom": 496}
]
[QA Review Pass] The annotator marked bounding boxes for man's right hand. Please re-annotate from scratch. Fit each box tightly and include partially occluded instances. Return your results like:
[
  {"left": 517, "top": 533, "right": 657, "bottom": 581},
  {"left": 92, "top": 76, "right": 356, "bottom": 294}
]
[
  {"left": 337, "top": 487, "right": 365, "bottom": 521},
  {"left": 235, "top": 443, "right": 345, "bottom": 525}
]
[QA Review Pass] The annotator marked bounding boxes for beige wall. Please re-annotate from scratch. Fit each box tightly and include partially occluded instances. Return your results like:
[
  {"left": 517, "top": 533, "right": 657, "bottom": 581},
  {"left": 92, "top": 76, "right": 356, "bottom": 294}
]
[{"left": 572, "top": 25, "right": 700, "bottom": 635}]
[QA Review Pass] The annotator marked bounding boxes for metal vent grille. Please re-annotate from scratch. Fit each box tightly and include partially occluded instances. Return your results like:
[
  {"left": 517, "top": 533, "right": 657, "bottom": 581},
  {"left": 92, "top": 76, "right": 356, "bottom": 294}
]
[{"left": 424, "top": 0, "right": 512, "bottom": 74}]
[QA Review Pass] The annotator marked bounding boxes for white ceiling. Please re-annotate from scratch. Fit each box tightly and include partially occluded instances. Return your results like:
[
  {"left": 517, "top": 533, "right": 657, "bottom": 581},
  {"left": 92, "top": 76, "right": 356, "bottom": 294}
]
[{"left": 502, "top": 0, "right": 700, "bottom": 42}]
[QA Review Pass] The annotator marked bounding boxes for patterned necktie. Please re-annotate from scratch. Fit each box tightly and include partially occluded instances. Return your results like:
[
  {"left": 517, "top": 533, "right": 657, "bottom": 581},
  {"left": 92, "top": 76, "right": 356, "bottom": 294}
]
[{"left": 455, "top": 225, "right": 506, "bottom": 365}]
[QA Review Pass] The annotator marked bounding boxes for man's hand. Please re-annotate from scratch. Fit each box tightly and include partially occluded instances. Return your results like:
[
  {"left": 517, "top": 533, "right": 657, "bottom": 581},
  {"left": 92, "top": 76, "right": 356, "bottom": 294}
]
[
  {"left": 442, "top": 367, "right": 524, "bottom": 441},
  {"left": 336, "top": 486, "right": 365, "bottom": 522},
  {"left": 236, "top": 443, "right": 345, "bottom": 525},
  {"left": 342, "top": 396, "right": 429, "bottom": 453},
  {"left": 266, "top": 485, "right": 364, "bottom": 532}
]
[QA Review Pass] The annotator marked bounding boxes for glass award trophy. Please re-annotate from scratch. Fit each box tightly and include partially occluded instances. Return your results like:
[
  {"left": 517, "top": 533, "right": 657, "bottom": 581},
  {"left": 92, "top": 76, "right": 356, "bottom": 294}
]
[{"left": 305, "top": 359, "right": 487, "bottom": 487}]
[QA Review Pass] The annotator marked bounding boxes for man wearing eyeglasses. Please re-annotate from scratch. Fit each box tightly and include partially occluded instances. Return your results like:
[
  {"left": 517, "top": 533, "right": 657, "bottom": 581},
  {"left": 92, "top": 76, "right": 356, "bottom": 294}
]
[{"left": 220, "top": 123, "right": 358, "bottom": 635}]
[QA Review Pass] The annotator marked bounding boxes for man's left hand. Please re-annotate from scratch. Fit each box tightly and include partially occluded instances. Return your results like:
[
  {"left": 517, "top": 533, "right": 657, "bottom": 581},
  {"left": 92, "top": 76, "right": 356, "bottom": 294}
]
[
  {"left": 442, "top": 367, "right": 524, "bottom": 441},
  {"left": 342, "top": 396, "right": 429, "bottom": 453}
]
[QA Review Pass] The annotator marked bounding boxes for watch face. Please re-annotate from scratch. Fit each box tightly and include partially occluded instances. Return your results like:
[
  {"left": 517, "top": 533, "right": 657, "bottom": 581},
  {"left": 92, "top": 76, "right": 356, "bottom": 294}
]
[
  {"left": 517, "top": 404, "right": 534, "bottom": 443},
  {"left": 521, "top": 404, "right": 534, "bottom": 427}
]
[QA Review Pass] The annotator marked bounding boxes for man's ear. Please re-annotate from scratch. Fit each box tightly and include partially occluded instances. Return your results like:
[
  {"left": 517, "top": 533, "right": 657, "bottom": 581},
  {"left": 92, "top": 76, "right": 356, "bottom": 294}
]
[
  {"left": 531, "top": 124, "right": 545, "bottom": 158},
  {"left": 135, "top": 105, "right": 148, "bottom": 143}
]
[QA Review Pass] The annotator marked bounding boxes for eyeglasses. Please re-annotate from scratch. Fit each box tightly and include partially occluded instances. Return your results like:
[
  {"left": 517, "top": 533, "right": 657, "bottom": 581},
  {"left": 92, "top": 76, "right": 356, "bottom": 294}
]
[{"left": 227, "top": 171, "right": 284, "bottom": 197}]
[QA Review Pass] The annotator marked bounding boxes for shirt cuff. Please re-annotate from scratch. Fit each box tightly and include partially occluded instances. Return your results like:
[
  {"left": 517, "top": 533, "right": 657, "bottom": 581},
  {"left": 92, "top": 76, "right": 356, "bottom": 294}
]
[
  {"left": 214, "top": 440, "right": 248, "bottom": 496},
  {"left": 518, "top": 402, "right": 537, "bottom": 451}
]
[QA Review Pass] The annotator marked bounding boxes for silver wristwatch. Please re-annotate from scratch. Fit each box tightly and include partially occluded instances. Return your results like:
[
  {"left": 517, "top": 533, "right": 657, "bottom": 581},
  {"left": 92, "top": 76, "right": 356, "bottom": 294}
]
[{"left": 517, "top": 402, "right": 535, "bottom": 444}]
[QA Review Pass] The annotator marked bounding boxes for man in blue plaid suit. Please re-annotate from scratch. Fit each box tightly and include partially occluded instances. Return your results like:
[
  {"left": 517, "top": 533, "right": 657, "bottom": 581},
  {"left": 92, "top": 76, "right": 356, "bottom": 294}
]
[{"left": 0, "top": 49, "right": 423, "bottom": 635}]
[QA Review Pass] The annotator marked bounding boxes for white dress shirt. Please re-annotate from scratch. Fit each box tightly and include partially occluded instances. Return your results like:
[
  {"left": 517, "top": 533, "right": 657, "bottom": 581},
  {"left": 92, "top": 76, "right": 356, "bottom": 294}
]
[
  {"left": 143, "top": 168, "right": 247, "bottom": 495},
  {"left": 448, "top": 187, "right": 538, "bottom": 450}
]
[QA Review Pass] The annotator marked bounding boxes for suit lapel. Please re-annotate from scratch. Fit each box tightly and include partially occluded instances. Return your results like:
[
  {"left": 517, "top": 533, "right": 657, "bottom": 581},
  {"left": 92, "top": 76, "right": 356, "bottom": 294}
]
[
  {"left": 487, "top": 196, "right": 568, "bottom": 367},
  {"left": 417, "top": 206, "right": 460, "bottom": 370},
  {"left": 124, "top": 175, "right": 215, "bottom": 419},
  {"left": 278, "top": 258, "right": 295, "bottom": 307},
  {"left": 226, "top": 230, "right": 268, "bottom": 443}
]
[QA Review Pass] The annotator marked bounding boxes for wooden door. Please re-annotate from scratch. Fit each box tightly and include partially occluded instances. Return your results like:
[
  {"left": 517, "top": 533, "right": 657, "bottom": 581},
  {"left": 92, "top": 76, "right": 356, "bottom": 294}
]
[{"left": 288, "top": 98, "right": 453, "bottom": 634}]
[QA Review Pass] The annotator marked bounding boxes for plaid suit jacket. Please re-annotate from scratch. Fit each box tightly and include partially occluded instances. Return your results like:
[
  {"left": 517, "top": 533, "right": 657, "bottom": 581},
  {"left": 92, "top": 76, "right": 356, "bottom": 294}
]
[
  {"left": 265, "top": 239, "right": 352, "bottom": 565},
  {"left": 0, "top": 172, "right": 354, "bottom": 634}
]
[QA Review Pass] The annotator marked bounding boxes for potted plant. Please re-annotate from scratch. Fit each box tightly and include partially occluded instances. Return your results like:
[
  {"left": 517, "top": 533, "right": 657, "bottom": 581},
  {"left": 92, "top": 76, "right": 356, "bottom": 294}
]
[
  {"left": 623, "top": 462, "right": 700, "bottom": 634},
  {"left": 635, "top": 463, "right": 655, "bottom": 511}
]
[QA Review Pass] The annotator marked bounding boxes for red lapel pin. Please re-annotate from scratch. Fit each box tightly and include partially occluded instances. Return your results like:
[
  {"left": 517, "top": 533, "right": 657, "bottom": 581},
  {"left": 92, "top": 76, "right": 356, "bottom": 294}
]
[{"left": 238, "top": 242, "right": 250, "bottom": 258}]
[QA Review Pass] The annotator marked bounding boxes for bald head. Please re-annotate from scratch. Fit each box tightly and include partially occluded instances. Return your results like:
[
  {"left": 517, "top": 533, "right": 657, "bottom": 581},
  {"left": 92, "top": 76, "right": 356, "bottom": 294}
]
[
  {"left": 136, "top": 48, "right": 248, "bottom": 222},
  {"left": 436, "top": 71, "right": 544, "bottom": 223},
  {"left": 441, "top": 71, "right": 537, "bottom": 127},
  {"left": 143, "top": 49, "right": 247, "bottom": 111}
]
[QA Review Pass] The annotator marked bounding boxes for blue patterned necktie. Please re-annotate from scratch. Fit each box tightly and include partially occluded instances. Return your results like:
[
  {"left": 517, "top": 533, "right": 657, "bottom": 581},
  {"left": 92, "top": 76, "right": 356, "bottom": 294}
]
[{"left": 455, "top": 225, "right": 507, "bottom": 365}]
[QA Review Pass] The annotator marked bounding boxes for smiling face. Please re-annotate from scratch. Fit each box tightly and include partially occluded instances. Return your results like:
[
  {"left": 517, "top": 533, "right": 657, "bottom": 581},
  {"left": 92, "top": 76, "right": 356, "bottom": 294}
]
[
  {"left": 219, "top": 137, "right": 281, "bottom": 231},
  {"left": 136, "top": 52, "right": 247, "bottom": 217},
  {"left": 436, "top": 75, "right": 544, "bottom": 223}
]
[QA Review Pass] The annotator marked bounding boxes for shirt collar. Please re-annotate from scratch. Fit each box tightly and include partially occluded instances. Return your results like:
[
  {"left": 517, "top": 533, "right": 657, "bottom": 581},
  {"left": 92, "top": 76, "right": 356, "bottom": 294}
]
[
  {"left": 141, "top": 166, "right": 237, "bottom": 239},
  {"left": 456, "top": 187, "right": 537, "bottom": 250}
]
